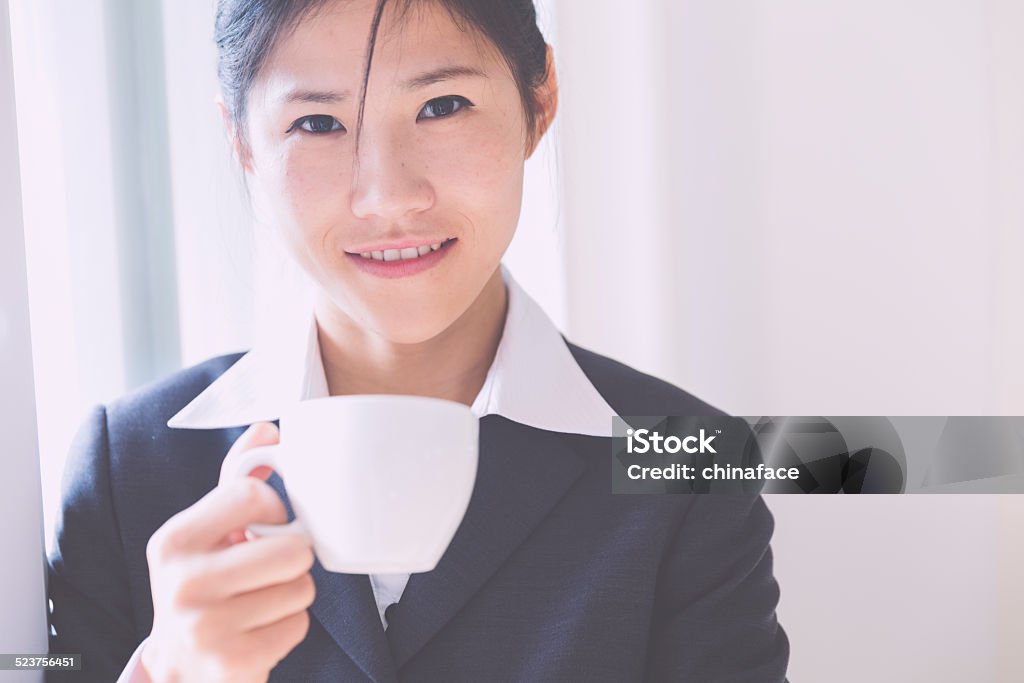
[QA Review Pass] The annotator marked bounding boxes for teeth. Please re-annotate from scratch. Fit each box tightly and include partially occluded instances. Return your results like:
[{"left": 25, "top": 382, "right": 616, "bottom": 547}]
[{"left": 362, "top": 239, "right": 452, "bottom": 262}]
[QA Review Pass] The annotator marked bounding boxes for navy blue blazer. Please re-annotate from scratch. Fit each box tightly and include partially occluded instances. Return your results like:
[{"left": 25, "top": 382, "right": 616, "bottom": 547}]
[{"left": 46, "top": 342, "right": 790, "bottom": 682}]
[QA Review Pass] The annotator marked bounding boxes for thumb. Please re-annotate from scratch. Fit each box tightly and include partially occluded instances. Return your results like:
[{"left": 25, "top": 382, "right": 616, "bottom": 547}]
[{"left": 225, "top": 421, "right": 280, "bottom": 482}]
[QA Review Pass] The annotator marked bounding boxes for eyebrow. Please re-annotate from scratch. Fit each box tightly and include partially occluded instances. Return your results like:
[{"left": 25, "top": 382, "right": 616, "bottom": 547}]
[
  {"left": 284, "top": 89, "right": 352, "bottom": 104},
  {"left": 280, "top": 65, "right": 487, "bottom": 104},
  {"left": 402, "top": 65, "right": 488, "bottom": 90}
]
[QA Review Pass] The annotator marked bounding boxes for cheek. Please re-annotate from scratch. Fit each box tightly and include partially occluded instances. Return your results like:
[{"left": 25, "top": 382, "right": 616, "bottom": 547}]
[
  {"left": 258, "top": 145, "right": 353, "bottom": 255},
  {"left": 429, "top": 124, "right": 525, "bottom": 246},
  {"left": 286, "top": 147, "right": 351, "bottom": 221}
]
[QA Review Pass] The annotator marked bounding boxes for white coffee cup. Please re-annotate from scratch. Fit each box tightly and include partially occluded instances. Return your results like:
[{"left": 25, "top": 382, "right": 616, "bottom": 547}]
[{"left": 218, "top": 394, "right": 479, "bottom": 574}]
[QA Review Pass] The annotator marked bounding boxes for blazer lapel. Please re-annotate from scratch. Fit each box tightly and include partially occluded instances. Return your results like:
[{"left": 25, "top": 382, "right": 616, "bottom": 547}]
[
  {"left": 264, "top": 473, "right": 399, "bottom": 683},
  {"left": 384, "top": 414, "right": 586, "bottom": 670}
]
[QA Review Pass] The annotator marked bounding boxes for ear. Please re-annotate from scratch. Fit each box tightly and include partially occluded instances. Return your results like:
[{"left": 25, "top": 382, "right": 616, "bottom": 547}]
[
  {"left": 216, "top": 93, "right": 253, "bottom": 172},
  {"left": 525, "top": 43, "right": 559, "bottom": 159}
]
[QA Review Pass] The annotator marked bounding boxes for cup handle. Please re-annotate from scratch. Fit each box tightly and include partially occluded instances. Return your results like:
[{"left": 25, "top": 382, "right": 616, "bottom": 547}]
[{"left": 218, "top": 444, "right": 313, "bottom": 543}]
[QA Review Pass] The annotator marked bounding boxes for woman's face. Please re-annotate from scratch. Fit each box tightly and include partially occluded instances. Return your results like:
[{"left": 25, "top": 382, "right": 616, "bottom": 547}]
[{"left": 238, "top": 0, "right": 539, "bottom": 344}]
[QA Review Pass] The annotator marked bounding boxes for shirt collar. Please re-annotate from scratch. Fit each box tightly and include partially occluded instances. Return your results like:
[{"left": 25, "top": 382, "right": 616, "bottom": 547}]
[{"left": 167, "top": 265, "right": 616, "bottom": 437}]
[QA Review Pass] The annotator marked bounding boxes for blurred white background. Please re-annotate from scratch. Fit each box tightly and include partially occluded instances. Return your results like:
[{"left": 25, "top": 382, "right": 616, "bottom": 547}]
[
  {"left": 0, "top": 0, "right": 48, "bottom": 675},
  {"left": 4, "top": 0, "right": 1023, "bottom": 680}
]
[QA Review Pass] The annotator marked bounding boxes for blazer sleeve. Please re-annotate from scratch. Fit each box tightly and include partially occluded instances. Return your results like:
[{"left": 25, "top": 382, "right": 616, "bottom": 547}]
[
  {"left": 46, "top": 405, "right": 144, "bottom": 682},
  {"left": 643, "top": 494, "right": 790, "bottom": 682}
]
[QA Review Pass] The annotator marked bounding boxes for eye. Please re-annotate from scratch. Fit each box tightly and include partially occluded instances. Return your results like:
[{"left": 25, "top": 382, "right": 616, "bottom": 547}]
[
  {"left": 417, "top": 95, "right": 473, "bottom": 121},
  {"left": 288, "top": 114, "right": 346, "bottom": 135}
]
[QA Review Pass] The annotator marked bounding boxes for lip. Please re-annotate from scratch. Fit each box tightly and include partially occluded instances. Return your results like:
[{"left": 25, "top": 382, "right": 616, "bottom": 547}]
[
  {"left": 346, "top": 238, "right": 456, "bottom": 279},
  {"left": 345, "top": 236, "right": 456, "bottom": 254}
]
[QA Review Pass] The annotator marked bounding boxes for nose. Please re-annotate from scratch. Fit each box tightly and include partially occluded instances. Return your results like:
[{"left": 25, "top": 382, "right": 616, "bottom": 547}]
[{"left": 349, "top": 129, "right": 434, "bottom": 221}]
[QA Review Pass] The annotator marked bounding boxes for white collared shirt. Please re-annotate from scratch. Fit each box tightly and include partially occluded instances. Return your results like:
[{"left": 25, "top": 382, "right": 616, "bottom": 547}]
[{"left": 166, "top": 264, "right": 616, "bottom": 629}]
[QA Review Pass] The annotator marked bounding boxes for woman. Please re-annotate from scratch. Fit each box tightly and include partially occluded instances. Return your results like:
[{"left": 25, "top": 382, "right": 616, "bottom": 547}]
[{"left": 46, "top": 0, "right": 790, "bottom": 680}]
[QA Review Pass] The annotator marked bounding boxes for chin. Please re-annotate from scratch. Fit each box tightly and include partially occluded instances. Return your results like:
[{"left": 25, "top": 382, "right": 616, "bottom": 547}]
[{"left": 316, "top": 270, "right": 482, "bottom": 345}]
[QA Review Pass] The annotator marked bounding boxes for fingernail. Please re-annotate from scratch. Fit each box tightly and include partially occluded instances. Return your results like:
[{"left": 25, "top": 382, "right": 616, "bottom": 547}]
[{"left": 249, "top": 421, "right": 276, "bottom": 437}]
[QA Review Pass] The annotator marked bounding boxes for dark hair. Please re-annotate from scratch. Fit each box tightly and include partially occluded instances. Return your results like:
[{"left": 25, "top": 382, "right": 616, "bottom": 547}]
[{"left": 214, "top": 0, "right": 550, "bottom": 151}]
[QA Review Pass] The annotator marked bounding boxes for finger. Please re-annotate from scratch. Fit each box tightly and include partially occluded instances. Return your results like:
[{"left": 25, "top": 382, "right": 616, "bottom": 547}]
[
  {"left": 183, "top": 533, "right": 315, "bottom": 602},
  {"left": 249, "top": 465, "right": 274, "bottom": 481},
  {"left": 203, "top": 572, "right": 316, "bottom": 635},
  {"left": 225, "top": 422, "right": 280, "bottom": 470},
  {"left": 220, "top": 422, "right": 278, "bottom": 489},
  {"left": 223, "top": 609, "right": 311, "bottom": 674},
  {"left": 248, "top": 609, "right": 310, "bottom": 662},
  {"left": 158, "top": 477, "right": 289, "bottom": 555},
  {"left": 225, "top": 528, "right": 248, "bottom": 547},
  {"left": 216, "top": 423, "right": 278, "bottom": 548}
]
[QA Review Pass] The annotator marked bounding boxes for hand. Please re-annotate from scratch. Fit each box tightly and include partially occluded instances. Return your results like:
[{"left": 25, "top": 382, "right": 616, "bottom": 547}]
[{"left": 139, "top": 423, "right": 315, "bottom": 683}]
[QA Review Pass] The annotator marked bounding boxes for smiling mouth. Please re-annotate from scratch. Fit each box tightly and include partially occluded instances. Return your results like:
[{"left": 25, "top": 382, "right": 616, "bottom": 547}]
[{"left": 351, "top": 237, "right": 457, "bottom": 262}]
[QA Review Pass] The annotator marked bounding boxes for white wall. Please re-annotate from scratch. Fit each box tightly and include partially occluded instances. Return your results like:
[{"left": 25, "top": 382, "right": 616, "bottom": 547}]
[
  {"left": 771, "top": 496, "right": 1001, "bottom": 682},
  {"left": 0, "top": 0, "right": 47, "bottom": 677},
  {"left": 990, "top": 0, "right": 1024, "bottom": 414}
]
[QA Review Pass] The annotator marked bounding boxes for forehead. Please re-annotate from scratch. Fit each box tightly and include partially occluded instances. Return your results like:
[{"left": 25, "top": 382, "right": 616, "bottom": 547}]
[{"left": 256, "top": 0, "right": 507, "bottom": 98}]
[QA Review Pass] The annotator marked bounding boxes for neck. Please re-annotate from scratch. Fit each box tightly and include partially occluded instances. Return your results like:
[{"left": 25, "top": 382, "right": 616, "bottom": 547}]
[{"left": 314, "top": 268, "right": 508, "bottom": 406}]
